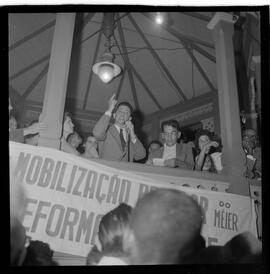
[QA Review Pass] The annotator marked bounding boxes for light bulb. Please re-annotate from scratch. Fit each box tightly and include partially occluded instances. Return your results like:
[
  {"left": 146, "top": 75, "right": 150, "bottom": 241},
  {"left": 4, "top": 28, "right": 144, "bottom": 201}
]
[
  {"left": 155, "top": 12, "right": 163, "bottom": 25},
  {"left": 98, "top": 64, "right": 114, "bottom": 83}
]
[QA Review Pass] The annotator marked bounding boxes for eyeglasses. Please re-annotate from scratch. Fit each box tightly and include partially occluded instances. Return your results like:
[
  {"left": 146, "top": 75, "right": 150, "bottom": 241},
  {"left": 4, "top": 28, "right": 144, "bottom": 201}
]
[
  {"left": 163, "top": 132, "right": 177, "bottom": 137},
  {"left": 243, "top": 135, "right": 257, "bottom": 140}
]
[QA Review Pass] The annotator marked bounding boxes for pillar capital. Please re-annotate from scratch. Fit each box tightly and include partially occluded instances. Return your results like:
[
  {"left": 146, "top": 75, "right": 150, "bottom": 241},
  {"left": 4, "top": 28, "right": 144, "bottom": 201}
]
[{"left": 207, "top": 12, "right": 238, "bottom": 30}]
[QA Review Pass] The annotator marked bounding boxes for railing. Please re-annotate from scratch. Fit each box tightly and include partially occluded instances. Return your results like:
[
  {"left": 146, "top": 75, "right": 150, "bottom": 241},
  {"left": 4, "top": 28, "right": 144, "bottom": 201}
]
[{"left": 97, "top": 159, "right": 230, "bottom": 192}]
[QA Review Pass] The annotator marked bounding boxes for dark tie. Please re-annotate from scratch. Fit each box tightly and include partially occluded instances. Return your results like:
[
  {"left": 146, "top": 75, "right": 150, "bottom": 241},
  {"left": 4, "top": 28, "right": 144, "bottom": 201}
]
[{"left": 120, "top": 128, "right": 126, "bottom": 151}]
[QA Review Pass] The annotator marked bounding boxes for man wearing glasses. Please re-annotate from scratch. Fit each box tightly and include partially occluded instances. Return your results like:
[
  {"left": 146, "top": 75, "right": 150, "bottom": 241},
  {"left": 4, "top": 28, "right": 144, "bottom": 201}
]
[{"left": 242, "top": 128, "right": 261, "bottom": 179}]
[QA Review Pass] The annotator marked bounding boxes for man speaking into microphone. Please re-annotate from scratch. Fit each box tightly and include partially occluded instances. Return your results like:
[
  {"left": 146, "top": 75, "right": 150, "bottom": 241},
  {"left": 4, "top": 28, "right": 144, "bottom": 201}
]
[{"left": 93, "top": 94, "right": 146, "bottom": 162}]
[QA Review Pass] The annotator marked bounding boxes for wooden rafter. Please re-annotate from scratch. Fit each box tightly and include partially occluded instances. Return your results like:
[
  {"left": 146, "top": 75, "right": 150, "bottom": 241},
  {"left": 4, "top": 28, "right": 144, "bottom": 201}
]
[
  {"left": 9, "top": 54, "right": 50, "bottom": 81},
  {"left": 181, "top": 12, "right": 212, "bottom": 22},
  {"left": 9, "top": 13, "right": 95, "bottom": 52},
  {"left": 116, "top": 13, "right": 139, "bottom": 110},
  {"left": 142, "top": 13, "right": 216, "bottom": 92},
  {"left": 9, "top": 14, "right": 95, "bottom": 82},
  {"left": 130, "top": 64, "right": 162, "bottom": 110},
  {"left": 20, "top": 62, "right": 49, "bottom": 102},
  {"left": 9, "top": 20, "right": 56, "bottom": 51},
  {"left": 142, "top": 13, "right": 216, "bottom": 64},
  {"left": 112, "top": 33, "right": 162, "bottom": 110},
  {"left": 9, "top": 84, "right": 22, "bottom": 103},
  {"left": 188, "top": 48, "right": 216, "bottom": 92},
  {"left": 89, "top": 19, "right": 214, "bottom": 49},
  {"left": 74, "top": 13, "right": 96, "bottom": 41},
  {"left": 129, "top": 14, "right": 187, "bottom": 102},
  {"left": 82, "top": 29, "right": 102, "bottom": 110}
]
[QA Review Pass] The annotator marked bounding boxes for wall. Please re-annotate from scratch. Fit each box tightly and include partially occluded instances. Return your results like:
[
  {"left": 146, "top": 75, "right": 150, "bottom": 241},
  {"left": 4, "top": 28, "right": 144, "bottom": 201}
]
[{"left": 141, "top": 92, "right": 220, "bottom": 145}]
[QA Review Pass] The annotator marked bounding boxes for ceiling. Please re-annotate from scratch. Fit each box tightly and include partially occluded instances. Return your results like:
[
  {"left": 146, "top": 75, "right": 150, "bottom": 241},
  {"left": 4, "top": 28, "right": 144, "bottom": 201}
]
[{"left": 9, "top": 12, "right": 219, "bottom": 119}]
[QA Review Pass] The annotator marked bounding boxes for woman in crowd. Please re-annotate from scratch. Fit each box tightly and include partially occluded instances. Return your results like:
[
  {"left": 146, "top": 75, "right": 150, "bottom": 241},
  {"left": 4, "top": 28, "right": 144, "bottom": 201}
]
[
  {"left": 87, "top": 203, "right": 132, "bottom": 265},
  {"left": 60, "top": 112, "right": 80, "bottom": 156},
  {"left": 194, "top": 129, "right": 222, "bottom": 173},
  {"left": 81, "top": 135, "right": 99, "bottom": 159},
  {"left": 67, "top": 131, "right": 83, "bottom": 151}
]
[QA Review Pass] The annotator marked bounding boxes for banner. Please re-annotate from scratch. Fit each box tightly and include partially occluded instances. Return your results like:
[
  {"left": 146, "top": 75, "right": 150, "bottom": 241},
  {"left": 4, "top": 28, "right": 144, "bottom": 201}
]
[{"left": 9, "top": 141, "right": 257, "bottom": 257}]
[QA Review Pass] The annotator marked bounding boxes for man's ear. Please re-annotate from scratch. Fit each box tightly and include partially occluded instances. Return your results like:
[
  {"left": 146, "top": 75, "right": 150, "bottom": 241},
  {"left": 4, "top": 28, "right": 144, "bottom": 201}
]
[
  {"left": 178, "top": 132, "right": 181, "bottom": 139},
  {"left": 113, "top": 112, "right": 116, "bottom": 120}
]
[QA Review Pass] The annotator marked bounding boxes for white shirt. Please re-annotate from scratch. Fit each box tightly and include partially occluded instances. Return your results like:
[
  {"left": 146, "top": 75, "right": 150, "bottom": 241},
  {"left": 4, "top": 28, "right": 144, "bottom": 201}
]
[{"left": 162, "top": 143, "right": 177, "bottom": 160}]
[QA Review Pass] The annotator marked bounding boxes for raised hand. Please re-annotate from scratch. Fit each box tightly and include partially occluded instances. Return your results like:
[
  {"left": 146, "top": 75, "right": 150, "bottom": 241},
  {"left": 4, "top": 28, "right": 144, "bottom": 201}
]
[
  {"left": 203, "top": 141, "right": 219, "bottom": 154},
  {"left": 24, "top": 122, "right": 47, "bottom": 135},
  {"left": 108, "top": 93, "right": 117, "bottom": 113}
]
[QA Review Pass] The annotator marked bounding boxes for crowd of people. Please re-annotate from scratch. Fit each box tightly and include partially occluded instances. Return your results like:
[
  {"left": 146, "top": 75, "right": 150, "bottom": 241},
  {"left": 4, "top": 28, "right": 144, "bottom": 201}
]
[
  {"left": 9, "top": 94, "right": 261, "bottom": 180},
  {"left": 9, "top": 95, "right": 262, "bottom": 266},
  {"left": 10, "top": 165, "right": 262, "bottom": 265}
]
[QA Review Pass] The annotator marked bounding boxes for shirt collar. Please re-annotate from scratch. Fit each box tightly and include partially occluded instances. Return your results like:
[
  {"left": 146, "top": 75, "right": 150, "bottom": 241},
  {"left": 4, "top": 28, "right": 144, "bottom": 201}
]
[{"left": 164, "top": 143, "right": 177, "bottom": 149}]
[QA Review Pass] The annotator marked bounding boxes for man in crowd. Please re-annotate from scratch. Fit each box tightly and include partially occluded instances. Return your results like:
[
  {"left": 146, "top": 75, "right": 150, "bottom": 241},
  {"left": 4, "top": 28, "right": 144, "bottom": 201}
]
[
  {"left": 242, "top": 128, "right": 261, "bottom": 179},
  {"left": 146, "top": 120, "right": 194, "bottom": 169},
  {"left": 123, "top": 188, "right": 203, "bottom": 264},
  {"left": 9, "top": 98, "right": 45, "bottom": 143},
  {"left": 93, "top": 94, "right": 146, "bottom": 162},
  {"left": 67, "top": 131, "right": 83, "bottom": 151}
]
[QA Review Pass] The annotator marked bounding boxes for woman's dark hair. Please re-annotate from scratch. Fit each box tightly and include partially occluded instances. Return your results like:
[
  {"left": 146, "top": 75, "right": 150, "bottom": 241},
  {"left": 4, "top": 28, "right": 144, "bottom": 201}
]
[
  {"left": 194, "top": 129, "right": 217, "bottom": 173},
  {"left": 194, "top": 129, "right": 213, "bottom": 150},
  {"left": 98, "top": 203, "right": 132, "bottom": 256}
]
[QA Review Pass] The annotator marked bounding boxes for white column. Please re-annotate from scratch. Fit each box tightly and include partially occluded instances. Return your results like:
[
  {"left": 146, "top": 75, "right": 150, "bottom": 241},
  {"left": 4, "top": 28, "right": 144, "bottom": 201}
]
[
  {"left": 38, "top": 13, "right": 76, "bottom": 149},
  {"left": 251, "top": 55, "right": 261, "bottom": 118},
  {"left": 208, "top": 13, "right": 249, "bottom": 196}
]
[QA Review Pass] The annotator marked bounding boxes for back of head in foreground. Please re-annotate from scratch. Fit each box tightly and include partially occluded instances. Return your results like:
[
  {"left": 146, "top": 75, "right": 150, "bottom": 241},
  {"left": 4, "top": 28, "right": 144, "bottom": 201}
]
[
  {"left": 95, "top": 203, "right": 132, "bottom": 265},
  {"left": 124, "top": 188, "right": 203, "bottom": 264}
]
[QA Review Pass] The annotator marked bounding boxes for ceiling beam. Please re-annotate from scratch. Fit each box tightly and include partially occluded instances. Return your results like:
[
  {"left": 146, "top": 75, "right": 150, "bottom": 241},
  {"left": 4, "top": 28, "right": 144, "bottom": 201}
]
[
  {"left": 142, "top": 13, "right": 216, "bottom": 64},
  {"left": 188, "top": 48, "right": 216, "bottom": 92},
  {"left": 74, "top": 13, "right": 96, "bottom": 42},
  {"left": 82, "top": 29, "right": 102, "bottom": 110},
  {"left": 144, "top": 91, "right": 216, "bottom": 123},
  {"left": 116, "top": 13, "right": 139, "bottom": 110},
  {"left": 142, "top": 13, "right": 216, "bottom": 92},
  {"left": 9, "top": 54, "right": 50, "bottom": 81},
  {"left": 9, "top": 14, "right": 95, "bottom": 82},
  {"left": 190, "top": 43, "right": 216, "bottom": 63},
  {"left": 9, "top": 84, "right": 22, "bottom": 105},
  {"left": 181, "top": 12, "right": 213, "bottom": 22},
  {"left": 130, "top": 64, "right": 163, "bottom": 110},
  {"left": 9, "top": 13, "right": 95, "bottom": 52},
  {"left": 113, "top": 33, "right": 162, "bottom": 110},
  {"left": 115, "top": 69, "right": 126, "bottom": 100},
  {"left": 9, "top": 19, "right": 56, "bottom": 51},
  {"left": 128, "top": 14, "right": 187, "bottom": 102},
  {"left": 20, "top": 62, "right": 49, "bottom": 102},
  {"left": 90, "top": 18, "right": 215, "bottom": 49}
]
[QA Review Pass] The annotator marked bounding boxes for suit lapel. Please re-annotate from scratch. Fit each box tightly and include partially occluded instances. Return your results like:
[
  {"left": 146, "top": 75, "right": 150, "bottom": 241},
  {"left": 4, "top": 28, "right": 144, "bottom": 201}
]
[{"left": 109, "top": 125, "right": 128, "bottom": 154}]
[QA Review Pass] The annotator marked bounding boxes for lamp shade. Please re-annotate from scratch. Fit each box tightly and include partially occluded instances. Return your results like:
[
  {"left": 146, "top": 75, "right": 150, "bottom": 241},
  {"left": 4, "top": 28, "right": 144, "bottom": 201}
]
[{"left": 92, "top": 60, "right": 121, "bottom": 84}]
